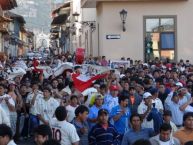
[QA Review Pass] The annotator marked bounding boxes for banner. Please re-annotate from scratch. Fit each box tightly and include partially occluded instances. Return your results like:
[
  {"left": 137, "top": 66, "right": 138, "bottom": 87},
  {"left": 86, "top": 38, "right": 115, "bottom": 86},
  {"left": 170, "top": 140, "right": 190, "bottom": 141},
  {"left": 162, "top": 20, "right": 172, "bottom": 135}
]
[
  {"left": 72, "top": 64, "right": 110, "bottom": 92},
  {"left": 81, "top": 64, "right": 110, "bottom": 76},
  {"left": 110, "top": 60, "right": 130, "bottom": 69}
]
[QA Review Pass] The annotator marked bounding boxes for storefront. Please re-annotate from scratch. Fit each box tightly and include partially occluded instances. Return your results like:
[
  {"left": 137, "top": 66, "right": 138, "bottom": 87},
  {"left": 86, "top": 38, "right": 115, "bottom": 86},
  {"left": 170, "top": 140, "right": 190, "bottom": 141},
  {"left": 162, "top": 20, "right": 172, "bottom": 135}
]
[{"left": 82, "top": 0, "right": 193, "bottom": 62}]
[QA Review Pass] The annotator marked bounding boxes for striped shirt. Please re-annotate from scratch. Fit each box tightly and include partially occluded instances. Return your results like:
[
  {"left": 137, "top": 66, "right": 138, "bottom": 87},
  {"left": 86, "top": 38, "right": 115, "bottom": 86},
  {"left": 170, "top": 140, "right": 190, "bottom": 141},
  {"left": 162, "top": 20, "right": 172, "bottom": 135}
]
[{"left": 88, "top": 123, "right": 120, "bottom": 145}]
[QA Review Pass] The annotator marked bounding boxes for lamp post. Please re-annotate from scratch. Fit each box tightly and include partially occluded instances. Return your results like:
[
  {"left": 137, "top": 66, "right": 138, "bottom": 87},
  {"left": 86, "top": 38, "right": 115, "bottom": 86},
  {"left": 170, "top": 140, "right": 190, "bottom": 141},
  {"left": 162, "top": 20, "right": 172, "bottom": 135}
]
[
  {"left": 120, "top": 9, "right": 127, "bottom": 32},
  {"left": 72, "top": 12, "right": 80, "bottom": 22}
]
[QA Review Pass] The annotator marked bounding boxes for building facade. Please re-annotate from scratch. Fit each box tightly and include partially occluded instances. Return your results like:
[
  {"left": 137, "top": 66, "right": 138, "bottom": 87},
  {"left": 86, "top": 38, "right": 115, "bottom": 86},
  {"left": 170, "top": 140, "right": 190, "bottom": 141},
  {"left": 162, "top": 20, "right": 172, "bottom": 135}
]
[{"left": 82, "top": 0, "right": 193, "bottom": 62}]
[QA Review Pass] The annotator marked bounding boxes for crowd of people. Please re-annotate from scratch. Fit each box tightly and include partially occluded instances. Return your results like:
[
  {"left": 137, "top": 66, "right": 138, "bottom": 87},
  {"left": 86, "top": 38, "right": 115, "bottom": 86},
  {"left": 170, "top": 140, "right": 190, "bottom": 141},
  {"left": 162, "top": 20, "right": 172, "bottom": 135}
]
[{"left": 0, "top": 53, "right": 193, "bottom": 145}]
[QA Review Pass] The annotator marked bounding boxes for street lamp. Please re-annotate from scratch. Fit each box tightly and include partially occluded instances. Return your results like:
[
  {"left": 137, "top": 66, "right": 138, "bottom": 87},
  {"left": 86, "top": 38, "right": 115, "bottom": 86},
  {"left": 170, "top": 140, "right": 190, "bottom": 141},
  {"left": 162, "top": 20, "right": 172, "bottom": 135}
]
[
  {"left": 120, "top": 9, "right": 127, "bottom": 32},
  {"left": 72, "top": 12, "right": 80, "bottom": 22}
]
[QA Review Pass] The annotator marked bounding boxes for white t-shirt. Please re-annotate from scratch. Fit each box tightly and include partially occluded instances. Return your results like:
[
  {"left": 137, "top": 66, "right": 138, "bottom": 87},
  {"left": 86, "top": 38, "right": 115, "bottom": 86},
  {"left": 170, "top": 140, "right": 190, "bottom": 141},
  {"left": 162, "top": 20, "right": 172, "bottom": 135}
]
[
  {"left": 66, "top": 105, "right": 78, "bottom": 122},
  {"left": 36, "top": 97, "right": 59, "bottom": 124},
  {"left": 159, "top": 140, "right": 170, "bottom": 145},
  {"left": 50, "top": 118, "right": 80, "bottom": 145},
  {"left": 0, "top": 105, "right": 10, "bottom": 126},
  {"left": 0, "top": 94, "right": 15, "bottom": 116},
  {"left": 137, "top": 101, "right": 154, "bottom": 129},
  {"left": 152, "top": 98, "right": 164, "bottom": 111},
  {"left": 26, "top": 91, "right": 43, "bottom": 115},
  {"left": 7, "top": 140, "right": 17, "bottom": 145}
]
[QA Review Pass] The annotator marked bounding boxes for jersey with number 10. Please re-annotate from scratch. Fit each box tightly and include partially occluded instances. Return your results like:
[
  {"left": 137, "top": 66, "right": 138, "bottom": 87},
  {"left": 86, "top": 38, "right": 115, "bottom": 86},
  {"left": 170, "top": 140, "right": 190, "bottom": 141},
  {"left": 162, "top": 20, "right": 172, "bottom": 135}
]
[{"left": 50, "top": 118, "right": 80, "bottom": 145}]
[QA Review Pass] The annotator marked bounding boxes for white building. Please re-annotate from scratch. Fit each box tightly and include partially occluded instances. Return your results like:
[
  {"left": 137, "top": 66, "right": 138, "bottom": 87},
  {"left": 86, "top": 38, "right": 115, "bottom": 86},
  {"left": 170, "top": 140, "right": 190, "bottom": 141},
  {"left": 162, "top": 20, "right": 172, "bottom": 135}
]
[{"left": 81, "top": 0, "right": 193, "bottom": 62}]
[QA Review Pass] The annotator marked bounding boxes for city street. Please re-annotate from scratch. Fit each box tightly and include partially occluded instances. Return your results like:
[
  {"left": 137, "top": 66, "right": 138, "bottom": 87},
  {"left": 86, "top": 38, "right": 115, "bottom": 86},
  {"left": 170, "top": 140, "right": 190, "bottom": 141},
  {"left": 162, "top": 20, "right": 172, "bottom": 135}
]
[{"left": 1, "top": 0, "right": 193, "bottom": 145}]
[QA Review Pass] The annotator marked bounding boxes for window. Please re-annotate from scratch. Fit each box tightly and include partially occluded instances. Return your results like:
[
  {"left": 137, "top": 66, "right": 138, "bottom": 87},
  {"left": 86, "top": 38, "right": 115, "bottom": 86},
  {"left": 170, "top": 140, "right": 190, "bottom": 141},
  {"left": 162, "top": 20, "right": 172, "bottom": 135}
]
[{"left": 144, "top": 16, "right": 176, "bottom": 62}]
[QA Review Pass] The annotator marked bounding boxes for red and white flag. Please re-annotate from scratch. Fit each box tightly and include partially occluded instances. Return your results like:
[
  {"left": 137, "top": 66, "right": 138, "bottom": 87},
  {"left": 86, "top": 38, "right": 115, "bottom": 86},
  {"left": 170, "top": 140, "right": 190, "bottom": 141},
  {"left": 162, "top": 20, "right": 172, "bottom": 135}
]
[{"left": 72, "top": 73, "right": 107, "bottom": 92}]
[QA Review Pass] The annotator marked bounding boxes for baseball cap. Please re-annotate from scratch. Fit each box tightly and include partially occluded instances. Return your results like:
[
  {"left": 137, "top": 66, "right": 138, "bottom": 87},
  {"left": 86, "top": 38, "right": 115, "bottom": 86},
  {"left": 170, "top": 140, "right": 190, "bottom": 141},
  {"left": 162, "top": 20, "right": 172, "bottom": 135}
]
[
  {"left": 150, "top": 88, "right": 158, "bottom": 95},
  {"left": 98, "top": 109, "right": 109, "bottom": 116},
  {"left": 175, "top": 82, "right": 183, "bottom": 87},
  {"left": 143, "top": 92, "right": 152, "bottom": 99},
  {"left": 109, "top": 85, "right": 119, "bottom": 91}
]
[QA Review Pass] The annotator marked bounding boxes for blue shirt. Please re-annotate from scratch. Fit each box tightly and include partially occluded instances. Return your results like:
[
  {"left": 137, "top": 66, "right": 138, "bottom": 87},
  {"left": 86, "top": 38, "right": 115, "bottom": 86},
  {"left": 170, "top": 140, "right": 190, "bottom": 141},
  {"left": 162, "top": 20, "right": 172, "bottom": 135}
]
[
  {"left": 165, "top": 94, "right": 184, "bottom": 125},
  {"left": 104, "top": 94, "right": 119, "bottom": 112},
  {"left": 147, "top": 107, "right": 163, "bottom": 134},
  {"left": 88, "top": 123, "right": 120, "bottom": 145},
  {"left": 71, "top": 118, "right": 89, "bottom": 145},
  {"left": 165, "top": 101, "right": 184, "bottom": 125},
  {"left": 88, "top": 105, "right": 107, "bottom": 128},
  {"left": 121, "top": 128, "right": 154, "bottom": 145},
  {"left": 110, "top": 105, "right": 131, "bottom": 134}
]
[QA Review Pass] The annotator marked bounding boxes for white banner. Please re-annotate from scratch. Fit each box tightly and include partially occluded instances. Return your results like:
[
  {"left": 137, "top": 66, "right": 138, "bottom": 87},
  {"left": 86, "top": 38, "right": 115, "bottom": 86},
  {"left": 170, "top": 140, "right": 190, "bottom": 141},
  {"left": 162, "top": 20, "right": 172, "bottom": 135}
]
[
  {"left": 81, "top": 64, "right": 110, "bottom": 76},
  {"left": 110, "top": 60, "right": 130, "bottom": 69}
]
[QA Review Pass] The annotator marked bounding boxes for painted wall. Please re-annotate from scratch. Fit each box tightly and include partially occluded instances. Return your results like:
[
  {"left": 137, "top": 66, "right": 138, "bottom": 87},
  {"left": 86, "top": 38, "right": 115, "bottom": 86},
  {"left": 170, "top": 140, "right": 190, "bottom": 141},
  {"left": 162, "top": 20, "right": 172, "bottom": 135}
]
[{"left": 95, "top": 1, "right": 193, "bottom": 61}]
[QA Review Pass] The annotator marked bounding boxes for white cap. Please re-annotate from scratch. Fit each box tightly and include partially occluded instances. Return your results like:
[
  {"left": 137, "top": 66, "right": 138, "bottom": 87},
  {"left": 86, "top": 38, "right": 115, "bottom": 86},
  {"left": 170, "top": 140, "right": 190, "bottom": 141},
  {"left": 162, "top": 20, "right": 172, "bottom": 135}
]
[
  {"left": 143, "top": 92, "right": 152, "bottom": 99},
  {"left": 120, "top": 74, "right": 125, "bottom": 78},
  {"left": 175, "top": 82, "right": 183, "bottom": 87}
]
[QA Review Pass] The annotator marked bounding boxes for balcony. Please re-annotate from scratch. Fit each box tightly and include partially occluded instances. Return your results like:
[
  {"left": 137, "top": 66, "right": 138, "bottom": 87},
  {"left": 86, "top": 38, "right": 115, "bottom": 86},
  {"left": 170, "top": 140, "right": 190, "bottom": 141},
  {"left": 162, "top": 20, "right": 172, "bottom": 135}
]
[{"left": 82, "top": 0, "right": 188, "bottom": 8}]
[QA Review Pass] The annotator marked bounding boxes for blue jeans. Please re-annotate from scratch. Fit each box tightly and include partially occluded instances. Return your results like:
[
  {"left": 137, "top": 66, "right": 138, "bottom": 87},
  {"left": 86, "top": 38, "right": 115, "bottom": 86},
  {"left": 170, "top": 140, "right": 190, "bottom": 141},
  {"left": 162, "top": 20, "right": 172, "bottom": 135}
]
[{"left": 29, "top": 114, "right": 39, "bottom": 135}]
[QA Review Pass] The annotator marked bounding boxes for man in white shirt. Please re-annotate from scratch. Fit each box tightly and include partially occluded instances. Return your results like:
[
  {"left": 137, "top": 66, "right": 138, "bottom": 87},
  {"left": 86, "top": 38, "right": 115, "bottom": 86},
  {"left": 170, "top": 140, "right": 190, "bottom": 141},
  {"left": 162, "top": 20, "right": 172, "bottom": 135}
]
[
  {"left": 50, "top": 106, "right": 80, "bottom": 145},
  {"left": 150, "top": 88, "right": 164, "bottom": 113},
  {"left": 36, "top": 87, "right": 59, "bottom": 125},
  {"left": 0, "top": 124, "right": 17, "bottom": 145},
  {"left": 150, "top": 123, "right": 180, "bottom": 145},
  {"left": 66, "top": 95, "right": 79, "bottom": 122},
  {"left": 0, "top": 105, "right": 10, "bottom": 126},
  {"left": 138, "top": 92, "right": 153, "bottom": 129},
  {"left": 26, "top": 82, "right": 43, "bottom": 134}
]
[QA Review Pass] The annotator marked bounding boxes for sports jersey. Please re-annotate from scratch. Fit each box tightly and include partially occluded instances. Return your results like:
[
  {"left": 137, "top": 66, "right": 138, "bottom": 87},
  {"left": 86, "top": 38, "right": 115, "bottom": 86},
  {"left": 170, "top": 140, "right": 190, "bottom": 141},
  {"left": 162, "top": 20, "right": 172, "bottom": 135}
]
[
  {"left": 36, "top": 97, "right": 59, "bottom": 124},
  {"left": 50, "top": 118, "right": 80, "bottom": 145}
]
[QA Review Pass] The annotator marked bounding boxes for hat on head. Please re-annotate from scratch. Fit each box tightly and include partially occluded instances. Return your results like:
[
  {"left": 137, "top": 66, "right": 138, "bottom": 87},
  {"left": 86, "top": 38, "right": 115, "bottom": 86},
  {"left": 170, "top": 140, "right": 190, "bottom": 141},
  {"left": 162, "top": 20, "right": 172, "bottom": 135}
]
[
  {"left": 120, "top": 74, "right": 126, "bottom": 78},
  {"left": 143, "top": 92, "right": 152, "bottom": 99},
  {"left": 109, "top": 85, "right": 119, "bottom": 91},
  {"left": 150, "top": 88, "right": 158, "bottom": 95},
  {"left": 175, "top": 82, "right": 183, "bottom": 87},
  {"left": 98, "top": 109, "right": 109, "bottom": 116},
  {"left": 74, "top": 65, "right": 81, "bottom": 70}
]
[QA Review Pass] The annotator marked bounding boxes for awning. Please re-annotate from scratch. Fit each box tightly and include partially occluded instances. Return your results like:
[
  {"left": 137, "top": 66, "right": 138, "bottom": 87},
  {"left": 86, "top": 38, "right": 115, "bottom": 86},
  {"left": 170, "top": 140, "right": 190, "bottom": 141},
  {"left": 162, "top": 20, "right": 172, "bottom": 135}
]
[
  {"left": 5, "top": 11, "right": 25, "bottom": 24},
  {"left": 51, "top": 14, "right": 68, "bottom": 26},
  {"left": 52, "top": 1, "right": 71, "bottom": 15}
]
